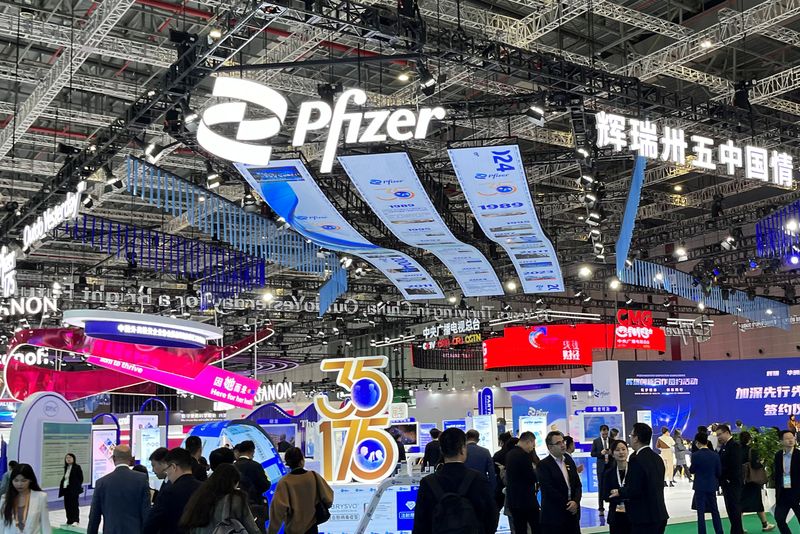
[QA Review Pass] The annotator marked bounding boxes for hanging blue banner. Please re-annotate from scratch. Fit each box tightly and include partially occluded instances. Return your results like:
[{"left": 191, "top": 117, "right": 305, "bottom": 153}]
[{"left": 616, "top": 156, "right": 646, "bottom": 279}]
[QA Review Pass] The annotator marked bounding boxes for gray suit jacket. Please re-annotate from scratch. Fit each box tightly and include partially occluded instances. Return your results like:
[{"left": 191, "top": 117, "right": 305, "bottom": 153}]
[
  {"left": 464, "top": 442, "right": 497, "bottom": 493},
  {"left": 87, "top": 465, "right": 151, "bottom": 534}
]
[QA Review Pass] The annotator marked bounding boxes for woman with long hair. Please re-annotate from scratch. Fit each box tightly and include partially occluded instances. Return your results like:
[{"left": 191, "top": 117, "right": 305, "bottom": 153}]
[
  {"left": 0, "top": 464, "right": 50, "bottom": 534},
  {"left": 657, "top": 427, "right": 676, "bottom": 486},
  {"left": 673, "top": 430, "right": 691, "bottom": 481},
  {"left": 739, "top": 431, "right": 776, "bottom": 532},
  {"left": 268, "top": 447, "right": 333, "bottom": 534},
  {"left": 58, "top": 454, "right": 83, "bottom": 525},
  {"left": 179, "top": 463, "right": 260, "bottom": 534},
  {"left": 602, "top": 440, "right": 632, "bottom": 534}
]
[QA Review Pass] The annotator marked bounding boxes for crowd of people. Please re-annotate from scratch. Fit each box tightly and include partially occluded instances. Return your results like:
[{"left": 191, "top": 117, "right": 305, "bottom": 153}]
[
  {"left": 0, "top": 436, "right": 334, "bottom": 534},
  {"left": 412, "top": 422, "right": 800, "bottom": 534}
]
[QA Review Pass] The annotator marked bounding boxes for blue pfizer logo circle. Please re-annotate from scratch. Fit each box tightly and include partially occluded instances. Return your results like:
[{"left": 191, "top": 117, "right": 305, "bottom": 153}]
[
  {"left": 351, "top": 378, "right": 380, "bottom": 410},
  {"left": 497, "top": 185, "right": 513, "bottom": 193},
  {"left": 321, "top": 224, "right": 337, "bottom": 230},
  {"left": 394, "top": 190, "right": 412, "bottom": 198},
  {"left": 369, "top": 179, "right": 381, "bottom": 185},
  {"left": 354, "top": 438, "right": 386, "bottom": 471}
]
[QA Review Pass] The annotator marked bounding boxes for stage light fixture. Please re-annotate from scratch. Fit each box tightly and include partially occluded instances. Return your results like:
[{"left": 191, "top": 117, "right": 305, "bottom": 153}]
[
  {"left": 608, "top": 278, "right": 621, "bottom": 290},
  {"left": 262, "top": 291, "right": 274, "bottom": 302},
  {"left": 786, "top": 219, "right": 799, "bottom": 233},
  {"left": 699, "top": 39, "right": 713, "bottom": 49},
  {"left": 57, "top": 142, "right": 81, "bottom": 155},
  {"left": 698, "top": 301, "right": 705, "bottom": 311},
  {"left": 397, "top": 72, "right": 410, "bottom": 82},
  {"left": 674, "top": 242, "right": 687, "bottom": 260},
  {"left": 579, "top": 174, "right": 595, "bottom": 186},
  {"left": 501, "top": 301, "right": 512, "bottom": 312},
  {"left": 208, "top": 27, "right": 223, "bottom": 40},
  {"left": 317, "top": 82, "right": 343, "bottom": 105},
  {"left": 144, "top": 141, "right": 167, "bottom": 164},
  {"left": 654, "top": 272, "right": 664, "bottom": 282},
  {"left": 525, "top": 104, "right": 545, "bottom": 127},
  {"left": 578, "top": 265, "right": 593, "bottom": 279},
  {"left": 340, "top": 256, "right": 353, "bottom": 269},
  {"left": 663, "top": 297, "right": 671, "bottom": 308},
  {"left": 766, "top": 308, "right": 774, "bottom": 316},
  {"left": 505, "top": 280, "right": 517, "bottom": 291},
  {"left": 576, "top": 148, "right": 590, "bottom": 158},
  {"left": 624, "top": 294, "right": 633, "bottom": 305},
  {"left": 790, "top": 255, "right": 799, "bottom": 265},
  {"left": 710, "top": 193, "right": 724, "bottom": 218},
  {"left": 417, "top": 64, "right": 437, "bottom": 96},
  {"left": 673, "top": 184, "right": 683, "bottom": 192},
  {"left": 447, "top": 295, "right": 457, "bottom": 304},
  {"left": 582, "top": 295, "right": 592, "bottom": 303},
  {"left": 82, "top": 196, "right": 94, "bottom": 209}
]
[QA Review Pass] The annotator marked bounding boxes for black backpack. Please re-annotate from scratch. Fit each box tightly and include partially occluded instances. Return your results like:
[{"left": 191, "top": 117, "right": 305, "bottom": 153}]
[{"left": 426, "top": 470, "right": 481, "bottom": 534}]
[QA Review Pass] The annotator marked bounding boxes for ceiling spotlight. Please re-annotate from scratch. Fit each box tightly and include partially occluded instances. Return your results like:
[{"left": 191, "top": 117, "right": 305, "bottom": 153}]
[
  {"left": 576, "top": 148, "right": 590, "bottom": 158},
  {"left": 663, "top": 297, "right": 672, "bottom": 308},
  {"left": 699, "top": 38, "right": 713, "bottom": 49},
  {"left": 766, "top": 308, "right": 773, "bottom": 315},
  {"left": 573, "top": 288, "right": 584, "bottom": 298},
  {"left": 525, "top": 104, "right": 545, "bottom": 127},
  {"left": 340, "top": 256, "right": 353, "bottom": 269},
  {"left": 262, "top": 291, "right": 274, "bottom": 302},
  {"left": 579, "top": 174, "right": 595, "bottom": 186},
  {"left": 82, "top": 196, "right": 94, "bottom": 210},
  {"left": 654, "top": 272, "right": 664, "bottom": 282},
  {"left": 447, "top": 295, "right": 457, "bottom": 304},
  {"left": 624, "top": 294, "right": 633, "bottom": 305},
  {"left": 208, "top": 27, "right": 223, "bottom": 40},
  {"left": 786, "top": 219, "right": 799, "bottom": 234},
  {"left": 317, "top": 82, "right": 343, "bottom": 105},
  {"left": 582, "top": 295, "right": 592, "bottom": 302},
  {"left": 397, "top": 72, "right": 410, "bottom": 82},
  {"left": 790, "top": 255, "right": 799, "bottom": 265},
  {"left": 578, "top": 265, "right": 593, "bottom": 279},
  {"left": 198, "top": 194, "right": 206, "bottom": 203},
  {"left": 625, "top": 257, "right": 634, "bottom": 268},
  {"left": 501, "top": 301, "right": 512, "bottom": 312},
  {"left": 608, "top": 278, "right": 621, "bottom": 290},
  {"left": 417, "top": 63, "right": 436, "bottom": 96},
  {"left": 144, "top": 141, "right": 167, "bottom": 164},
  {"left": 505, "top": 280, "right": 518, "bottom": 291},
  {"left": 698, "top": 301, "right": 706, "bottom": 311},
  {"left": 673, "top": 184, "right": 683, "bottom": 192},
  {"left": 57, "top": 142, "right": 81, "bottom": 155}
]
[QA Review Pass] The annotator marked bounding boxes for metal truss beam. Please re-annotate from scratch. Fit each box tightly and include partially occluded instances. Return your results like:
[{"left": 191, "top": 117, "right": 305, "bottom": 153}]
[
  {"left": 759, "top": 25, "right": 800, "bottom": 47},
  {"left": 0, "top": 0, "right": 137, "bottom": 160},
  {"left": 0, "top": 11, "right": 176, "bottom": 69},
  {"left": 623, "top": 0, "right": 800, "bottom": 81}
]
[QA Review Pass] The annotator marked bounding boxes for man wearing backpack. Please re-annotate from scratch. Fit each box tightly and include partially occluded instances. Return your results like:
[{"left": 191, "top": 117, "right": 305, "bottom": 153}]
[{"left": 412, "top": 427, "right": 498, "bottom": 534}]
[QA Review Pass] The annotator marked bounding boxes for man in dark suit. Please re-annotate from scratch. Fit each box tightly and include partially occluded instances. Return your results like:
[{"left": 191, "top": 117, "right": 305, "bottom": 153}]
[
  {"left": 412, "top": 427, "right": 498, "bottom": 534},
  {"left": 716, "top": 423, "right": 744, "bottom": 534},
  {"left": 88, "top": 445, "right": 151, "bottom": 534},
  {"left": 610, "top": 423, "right": 669, "bottom": 534},
  {"left": 422, "top": 428, "right": 442, "bottom": 471},
  {"left": 774, "top": 429, "right": 800, "bottom": 534},
  {"left": 235, "top": 440, "right": 272, "bottom": 534},
  {"left": 505, "top": 431, "right": 541, "bottom": 534},
  {"left": 464, "top": 429, "right": 497, "bottom": 494},
  {"left": 185, "top": 435, "right": 209, "bottom": 482},
  {"left": 143, "top": 447, "right": 202, "bottom": 534},
  {"left": 590, "top": 424, "right": 612, "bottom": 512},
  {"left": 536, "top": 430, "right": 581, "bottom": 534},
  {"left": 690, "top": 433, "right": 724, "bottom": 534}
]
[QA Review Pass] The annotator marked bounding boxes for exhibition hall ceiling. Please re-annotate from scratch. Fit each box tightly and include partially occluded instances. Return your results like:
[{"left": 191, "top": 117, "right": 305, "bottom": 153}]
[{"left": 0, "top": 0, "right": 798, "bottom": 371}]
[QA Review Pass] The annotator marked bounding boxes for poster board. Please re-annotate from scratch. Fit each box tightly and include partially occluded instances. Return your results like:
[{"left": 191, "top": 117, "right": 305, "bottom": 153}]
[
  {"left": 90, "top": 429, "right": 117, "bottom": 486},
  {"left": 41, "top": 422, "right": 92, "bottom": 489},
  {"left": 131, "top": 414, "right": 159, "bottom": 460},
  {"left": 138, "top": 427, "right": 162, "bottom": 475},
  {"left": 470, "top": 414, "right": 496, "bottom": 451},
  {"left": 518, "top": 415, "right": 548, "bottom": 458}
]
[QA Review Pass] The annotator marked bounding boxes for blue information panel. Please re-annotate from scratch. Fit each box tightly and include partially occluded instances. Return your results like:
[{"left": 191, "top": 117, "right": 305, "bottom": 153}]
[
  {"left": 449, "top": 145, "right": 564, "bottom": 293},
  {"left": 236, "top": 160, "right": 443, "bottom": 300},
  {"left": 340, "top": 153, "right": 502, "bottom": 297},
  {"left": 442, "top": 419, "right": 467, "bottom": 431}
]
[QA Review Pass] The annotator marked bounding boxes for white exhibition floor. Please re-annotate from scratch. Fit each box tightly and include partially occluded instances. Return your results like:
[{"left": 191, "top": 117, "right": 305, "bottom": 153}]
[{"left": 46, "top": 476, "right": 784, "bottom": 533}]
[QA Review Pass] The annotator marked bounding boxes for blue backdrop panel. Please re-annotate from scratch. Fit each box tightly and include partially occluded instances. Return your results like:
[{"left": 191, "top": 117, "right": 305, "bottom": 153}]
[{"left": 617, "top": 358, "right": 800, "bottom": 441}]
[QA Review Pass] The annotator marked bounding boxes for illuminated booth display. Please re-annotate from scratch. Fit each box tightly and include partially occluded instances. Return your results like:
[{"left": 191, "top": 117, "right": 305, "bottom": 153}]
[
  {"left": 314, "top": 356, "right": 399, "bottom": 483},
  {"left": 483, "top": 324, "right": 666, "bottom": 369}
]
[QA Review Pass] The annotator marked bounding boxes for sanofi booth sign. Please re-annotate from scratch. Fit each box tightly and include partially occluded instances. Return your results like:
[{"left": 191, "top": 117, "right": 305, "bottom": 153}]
[{"left": 197, "top": 77, "right": 446, "bottom": 172}]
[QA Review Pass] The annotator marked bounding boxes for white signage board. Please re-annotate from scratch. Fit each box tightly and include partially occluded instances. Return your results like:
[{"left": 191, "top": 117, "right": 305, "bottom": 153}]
[{"left": 449, "top": 145, "right": 564, "bottom": 293}]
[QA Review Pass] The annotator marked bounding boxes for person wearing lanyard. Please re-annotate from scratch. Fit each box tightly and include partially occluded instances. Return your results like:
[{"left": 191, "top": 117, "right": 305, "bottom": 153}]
[
  {"left": 0, "top": 463, "right": 51, "bottom": 534},
  {"left": 602, "top": 440, "right": 632, "bottom": 534},
  {"left": 690, "top": 433, "right": 724, "bottom": 534},
  {"left": 591, "top": 425, "right": 612, "bottom": 513},
  {"left": 774, "top": 429, "right": 800, "bottom": 534}
]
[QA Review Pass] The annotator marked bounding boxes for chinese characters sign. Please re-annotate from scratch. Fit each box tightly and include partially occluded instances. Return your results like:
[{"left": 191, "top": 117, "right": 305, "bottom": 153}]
[
  {"left": 314, "top": 356, "right": 399, "bottom": 483},
  {"left": 423, "top": 318, "right": 481, "bottom": 338},
  {"left": 596, "top": 112, "right": 794, "bottom": 187}
]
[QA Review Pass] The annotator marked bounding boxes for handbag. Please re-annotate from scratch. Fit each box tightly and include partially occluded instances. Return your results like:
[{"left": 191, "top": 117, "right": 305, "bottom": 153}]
[
  {"left": 743, "top": 449, "right": 769, "bottom": 486},
  {"left": 312, "top": 472, "right": 331, "bottom": 525}
]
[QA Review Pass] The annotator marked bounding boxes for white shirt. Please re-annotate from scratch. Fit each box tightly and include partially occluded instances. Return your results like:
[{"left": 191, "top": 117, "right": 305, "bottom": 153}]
[
  {"left": 63, "top": 465, "right": 72, "bottom": 488},
  {"left": 550, "top": 454, "right": 572, "bottom": 499}
]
